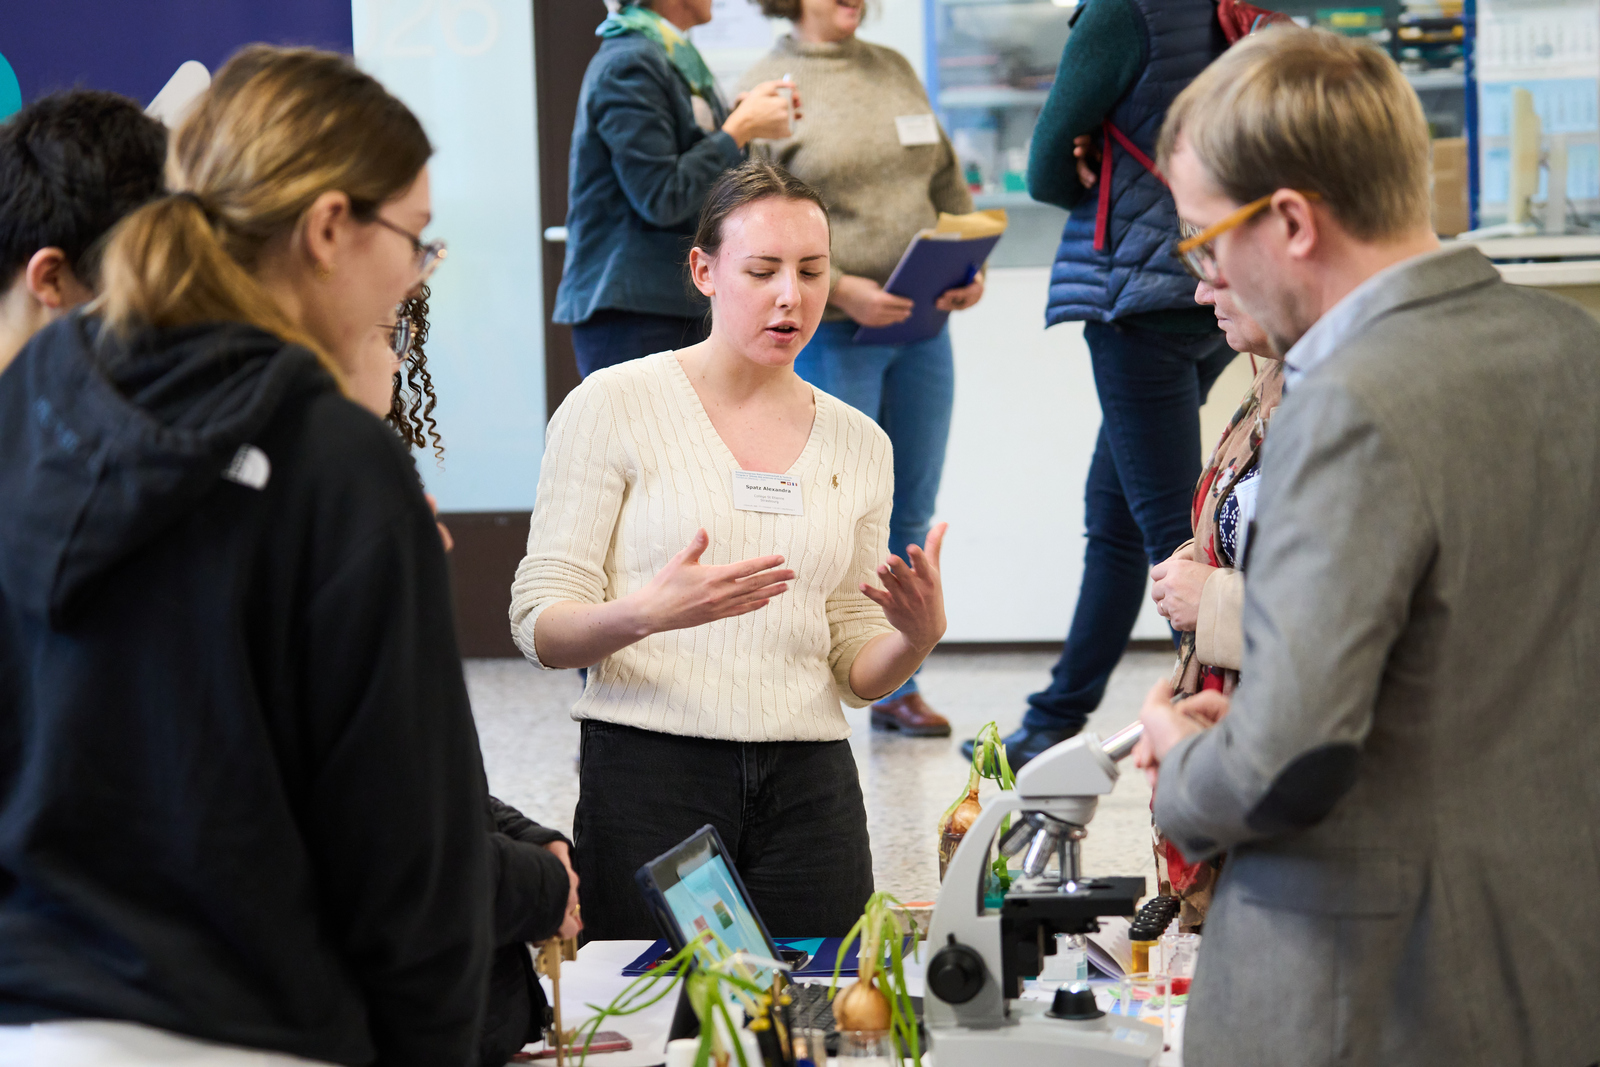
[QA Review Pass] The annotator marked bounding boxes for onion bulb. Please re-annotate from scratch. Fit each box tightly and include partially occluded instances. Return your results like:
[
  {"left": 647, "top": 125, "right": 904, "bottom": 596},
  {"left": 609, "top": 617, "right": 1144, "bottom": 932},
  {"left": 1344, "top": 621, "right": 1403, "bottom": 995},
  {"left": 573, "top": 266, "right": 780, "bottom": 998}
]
[
  {"left": 938, "top": 722, "right": 1014, "bottom": 881},
  {"left": 832, "top": 977, "right": 892, "bottom": 1032},
  {"left": 937, "top": 784, "right": 982, "bottom": 880}
]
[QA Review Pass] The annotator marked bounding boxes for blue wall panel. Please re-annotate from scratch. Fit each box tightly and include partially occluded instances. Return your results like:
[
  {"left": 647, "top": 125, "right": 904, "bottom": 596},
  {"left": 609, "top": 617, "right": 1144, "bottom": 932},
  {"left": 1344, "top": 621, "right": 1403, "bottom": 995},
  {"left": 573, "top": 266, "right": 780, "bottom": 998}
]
[
  {"left": 353, "top": 1, "right": 545, "bottom": 512},
  {"left": 0, "top": 2, "right": 352, "bottom": 109}
]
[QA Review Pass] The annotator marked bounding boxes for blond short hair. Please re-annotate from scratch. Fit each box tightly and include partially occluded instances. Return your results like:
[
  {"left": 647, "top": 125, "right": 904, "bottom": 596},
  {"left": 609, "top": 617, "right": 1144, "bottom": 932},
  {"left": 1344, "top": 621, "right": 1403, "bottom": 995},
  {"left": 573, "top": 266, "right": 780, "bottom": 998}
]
[{"left": 1157, "top": 26, "right": 1431, "bottom": 241}]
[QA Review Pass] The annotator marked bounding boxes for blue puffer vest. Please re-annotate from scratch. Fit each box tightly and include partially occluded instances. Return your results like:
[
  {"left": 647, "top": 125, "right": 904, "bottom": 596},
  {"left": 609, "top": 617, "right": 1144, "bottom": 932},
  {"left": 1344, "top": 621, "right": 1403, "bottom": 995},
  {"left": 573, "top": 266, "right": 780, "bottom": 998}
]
[{"left": 1045, "top": 0, "right": 1227, "bottom": 326}]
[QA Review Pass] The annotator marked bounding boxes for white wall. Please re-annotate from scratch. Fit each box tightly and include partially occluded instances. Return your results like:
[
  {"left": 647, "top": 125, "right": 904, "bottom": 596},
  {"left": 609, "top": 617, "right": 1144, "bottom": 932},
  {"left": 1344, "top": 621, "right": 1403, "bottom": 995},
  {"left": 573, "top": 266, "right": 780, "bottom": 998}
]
[
  {"left": 940, "top": 270, "right": 1252, "bottom": 642},
  {"left": 856, "top": 0, "right": 926, "bottom": 81},
  {"left": 938, "top": 268, "right": 1095, "bottom": 641},
  {"left": 693, "top": 0, "right": 927, "bottom": 95},
  {"left": 352, "top": 0, "right": 546, "bottom": 512}
]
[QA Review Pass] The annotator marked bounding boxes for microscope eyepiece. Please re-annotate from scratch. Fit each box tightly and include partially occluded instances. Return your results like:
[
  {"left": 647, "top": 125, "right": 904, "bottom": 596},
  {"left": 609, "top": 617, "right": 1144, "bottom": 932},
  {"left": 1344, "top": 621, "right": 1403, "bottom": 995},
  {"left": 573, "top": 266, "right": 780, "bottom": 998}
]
[{"left": 1101, "top": 722, "right": 1144, "bottom": 762}]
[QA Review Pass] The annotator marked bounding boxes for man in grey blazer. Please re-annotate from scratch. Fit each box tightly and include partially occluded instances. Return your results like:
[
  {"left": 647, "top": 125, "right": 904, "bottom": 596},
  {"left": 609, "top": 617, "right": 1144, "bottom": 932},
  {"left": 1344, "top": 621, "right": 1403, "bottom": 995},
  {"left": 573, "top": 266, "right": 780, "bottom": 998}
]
[{"left": 1137, "top": 26, "right": 1600, "bottom": 1067}]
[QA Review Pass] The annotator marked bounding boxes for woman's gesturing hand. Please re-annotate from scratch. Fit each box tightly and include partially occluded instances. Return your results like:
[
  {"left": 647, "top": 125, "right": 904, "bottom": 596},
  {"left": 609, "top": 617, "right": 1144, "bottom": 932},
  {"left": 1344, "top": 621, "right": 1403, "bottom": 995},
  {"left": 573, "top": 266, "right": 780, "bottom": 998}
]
[
  {"left": 632, "top": 528, "right": 795, "bottom": 635},
  {"left": 861, "top": 522, "right": 948, "bottom": 653}
]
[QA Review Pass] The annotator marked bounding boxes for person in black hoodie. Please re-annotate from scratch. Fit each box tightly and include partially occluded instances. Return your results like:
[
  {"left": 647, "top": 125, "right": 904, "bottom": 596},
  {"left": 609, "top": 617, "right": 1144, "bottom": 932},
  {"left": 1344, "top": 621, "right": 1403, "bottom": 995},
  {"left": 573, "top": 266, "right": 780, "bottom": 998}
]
[
  {"left": 352, "top": 315, "right": 585, "bottom": 1066},
  {"left": 0, "top": 46, "right": 491, "bottom": 1067},
  {"left": 481, "top": 799, "right": 580, "bottom": 1066}
]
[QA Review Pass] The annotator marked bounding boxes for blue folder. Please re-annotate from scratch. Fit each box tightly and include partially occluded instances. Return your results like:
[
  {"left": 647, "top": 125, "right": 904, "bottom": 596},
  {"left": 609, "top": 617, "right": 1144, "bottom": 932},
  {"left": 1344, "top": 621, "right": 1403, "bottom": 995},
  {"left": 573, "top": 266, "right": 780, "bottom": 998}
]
[
  {"left": 851, "top": 231, "right": 1003, "bottom": 346},
  {"left": 620, "top": 936, "right": 902, "bottom": 978}
]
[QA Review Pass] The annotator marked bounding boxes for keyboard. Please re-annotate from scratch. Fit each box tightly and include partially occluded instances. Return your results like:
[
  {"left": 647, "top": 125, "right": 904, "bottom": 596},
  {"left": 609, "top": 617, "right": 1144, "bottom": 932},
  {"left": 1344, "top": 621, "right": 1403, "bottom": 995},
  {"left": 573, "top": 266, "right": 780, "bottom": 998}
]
[
  {"left": 786, "top": 981, "right": 925, "bottom": 1035},
  {"left": 788, "top": 982, "right": 837, "bottom": 1032}
]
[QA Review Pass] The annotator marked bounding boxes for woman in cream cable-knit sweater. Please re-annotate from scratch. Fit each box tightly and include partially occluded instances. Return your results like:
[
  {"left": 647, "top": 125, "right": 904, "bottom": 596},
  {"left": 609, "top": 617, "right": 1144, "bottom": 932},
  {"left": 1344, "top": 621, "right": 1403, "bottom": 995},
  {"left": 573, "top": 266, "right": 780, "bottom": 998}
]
[{"left": 510, "top": 161, "right": 949, "bottom": 940}]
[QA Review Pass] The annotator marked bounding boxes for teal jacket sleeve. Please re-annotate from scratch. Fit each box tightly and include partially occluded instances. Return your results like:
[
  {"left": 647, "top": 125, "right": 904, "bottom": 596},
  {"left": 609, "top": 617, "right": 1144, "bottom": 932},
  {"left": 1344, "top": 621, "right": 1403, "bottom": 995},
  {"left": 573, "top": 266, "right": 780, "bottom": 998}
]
[
  {"left": 594, "top": 48, "right": 744, "bottom": 228},
  {"left": 1027, "top": 0, "right": 1148, "bottom": 211}
]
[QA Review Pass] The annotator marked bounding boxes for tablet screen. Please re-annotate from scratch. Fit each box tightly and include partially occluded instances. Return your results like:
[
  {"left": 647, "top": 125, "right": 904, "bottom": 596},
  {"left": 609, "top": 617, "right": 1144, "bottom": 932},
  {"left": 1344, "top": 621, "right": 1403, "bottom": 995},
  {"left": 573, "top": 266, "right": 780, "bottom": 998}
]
[{"left": 652, "top": 831, "right": 776, "bottom": 976}]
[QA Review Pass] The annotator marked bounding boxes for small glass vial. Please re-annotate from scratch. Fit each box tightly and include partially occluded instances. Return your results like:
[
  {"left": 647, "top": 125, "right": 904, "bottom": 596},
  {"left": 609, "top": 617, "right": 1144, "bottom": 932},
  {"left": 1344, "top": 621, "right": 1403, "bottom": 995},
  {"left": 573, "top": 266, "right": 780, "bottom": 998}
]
[
  {"left": 1040, "top": 933, "right": 1089, "bottom": 984},
  {"left": 777, "top": 73, "right": 795, "bottom": 137},
  {"left": 1060, "top": 933, "right": 1089, "bottom": 983}
]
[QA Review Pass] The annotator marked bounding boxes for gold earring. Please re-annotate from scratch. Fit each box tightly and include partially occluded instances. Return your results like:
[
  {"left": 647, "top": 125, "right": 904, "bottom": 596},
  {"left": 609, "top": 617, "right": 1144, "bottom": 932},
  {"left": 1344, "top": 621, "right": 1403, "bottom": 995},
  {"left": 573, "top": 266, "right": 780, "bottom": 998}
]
[{"left": 314, "top": 262, "right": 334, "bottom": 280}]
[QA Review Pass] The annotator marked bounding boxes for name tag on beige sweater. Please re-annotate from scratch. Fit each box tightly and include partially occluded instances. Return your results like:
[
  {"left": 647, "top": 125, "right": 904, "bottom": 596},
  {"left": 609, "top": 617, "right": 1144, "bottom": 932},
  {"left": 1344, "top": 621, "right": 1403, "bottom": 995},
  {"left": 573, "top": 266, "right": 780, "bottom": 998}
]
[
  {"left": 895, "top": 114, "right": 939, "bottom": 146},
  {"left": 732, "top": 469, "right": 804, "bottom": 516}
]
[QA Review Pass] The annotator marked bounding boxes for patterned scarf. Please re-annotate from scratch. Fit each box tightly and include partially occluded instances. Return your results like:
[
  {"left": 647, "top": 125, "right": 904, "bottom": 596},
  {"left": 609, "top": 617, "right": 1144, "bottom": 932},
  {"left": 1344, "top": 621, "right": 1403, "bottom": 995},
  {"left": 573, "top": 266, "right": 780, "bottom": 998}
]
[{"left": 597, "top": 4, "right": 719, "bottom": 100}]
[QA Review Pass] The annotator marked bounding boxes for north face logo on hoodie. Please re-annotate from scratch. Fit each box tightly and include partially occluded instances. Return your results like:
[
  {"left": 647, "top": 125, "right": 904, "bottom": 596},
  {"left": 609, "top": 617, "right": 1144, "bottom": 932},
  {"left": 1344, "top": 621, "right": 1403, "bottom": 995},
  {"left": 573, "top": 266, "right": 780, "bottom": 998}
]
[{"left": 222, "top": 444, "right": 271, "bottom": 490}]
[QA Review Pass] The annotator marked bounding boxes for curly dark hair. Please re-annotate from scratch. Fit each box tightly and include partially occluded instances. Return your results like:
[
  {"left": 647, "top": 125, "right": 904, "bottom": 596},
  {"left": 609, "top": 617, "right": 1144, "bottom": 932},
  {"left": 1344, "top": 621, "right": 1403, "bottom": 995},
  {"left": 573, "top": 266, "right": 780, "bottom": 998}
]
[{"left": 386, "top": 285, "right": 445, "bottom": 462}]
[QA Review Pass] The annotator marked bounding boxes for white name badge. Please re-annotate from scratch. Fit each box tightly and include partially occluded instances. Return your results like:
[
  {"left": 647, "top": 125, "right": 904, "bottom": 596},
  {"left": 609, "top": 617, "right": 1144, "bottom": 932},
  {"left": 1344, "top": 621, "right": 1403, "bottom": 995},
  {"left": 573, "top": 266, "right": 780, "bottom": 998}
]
[
  {"left": 895, "top": 113, "right": 940, "bottom": 147},
  {"left": 732, "top": 469, "right": 804, "bottom": 516},
  {"left": 691, "top": 95, "right": 717, "bottom": 133}
]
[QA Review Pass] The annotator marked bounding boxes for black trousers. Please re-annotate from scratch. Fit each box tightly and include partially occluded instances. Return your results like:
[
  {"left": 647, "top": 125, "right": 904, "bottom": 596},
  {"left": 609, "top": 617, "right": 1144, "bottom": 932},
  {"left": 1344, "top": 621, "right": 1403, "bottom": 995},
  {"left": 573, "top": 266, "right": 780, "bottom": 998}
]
[{"left": 573, "top": 720, "right": 874, "bottom": 941}]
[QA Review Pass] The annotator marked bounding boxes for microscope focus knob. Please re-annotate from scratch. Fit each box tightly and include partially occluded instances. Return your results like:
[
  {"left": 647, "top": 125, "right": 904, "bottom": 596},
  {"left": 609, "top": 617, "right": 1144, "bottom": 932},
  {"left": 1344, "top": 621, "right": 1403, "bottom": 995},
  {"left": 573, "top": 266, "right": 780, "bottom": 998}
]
[{"left": 926, "top": 942, "right": 986, "bottom": 1005}]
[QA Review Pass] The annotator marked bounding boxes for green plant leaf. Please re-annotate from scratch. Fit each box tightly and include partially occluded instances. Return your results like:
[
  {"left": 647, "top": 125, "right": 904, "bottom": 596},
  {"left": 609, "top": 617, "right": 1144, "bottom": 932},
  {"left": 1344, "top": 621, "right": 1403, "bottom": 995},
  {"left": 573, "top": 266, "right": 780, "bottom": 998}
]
[
  {"left": 829, "top": 912, "right": 867, "bottom": 996},
  {"left": 576, "top": 932, "right": 776, "bottom": 1067}
]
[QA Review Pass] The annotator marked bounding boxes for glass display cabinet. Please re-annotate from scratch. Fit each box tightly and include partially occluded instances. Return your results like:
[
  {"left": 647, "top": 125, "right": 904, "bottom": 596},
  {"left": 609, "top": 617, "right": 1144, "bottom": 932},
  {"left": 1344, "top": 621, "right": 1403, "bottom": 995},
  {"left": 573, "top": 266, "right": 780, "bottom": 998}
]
[
  {"left": 926, "top": 0, "right": 1076, "bottom": 267},
  {"left": 925, "top": 0, "right": 1476, "bottom": 261}
]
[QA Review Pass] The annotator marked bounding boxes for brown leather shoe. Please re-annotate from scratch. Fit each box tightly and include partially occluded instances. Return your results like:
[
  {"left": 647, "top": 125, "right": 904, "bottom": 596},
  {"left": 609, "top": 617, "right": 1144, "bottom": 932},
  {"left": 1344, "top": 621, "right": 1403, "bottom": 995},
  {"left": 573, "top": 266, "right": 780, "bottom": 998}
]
[{"left": 870, "top": 692, "right": 952, "bottom": 737}]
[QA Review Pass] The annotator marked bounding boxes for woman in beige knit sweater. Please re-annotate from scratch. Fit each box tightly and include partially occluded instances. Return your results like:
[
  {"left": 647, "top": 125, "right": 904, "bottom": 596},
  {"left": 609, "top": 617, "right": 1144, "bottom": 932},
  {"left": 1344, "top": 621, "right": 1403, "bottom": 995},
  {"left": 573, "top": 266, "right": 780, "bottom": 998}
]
[
  {"left": 738, "top": 0, "right": 982, "bottom": 739},
  {"left": 510, "top": 161, "right": 949, "bottom": 940}
]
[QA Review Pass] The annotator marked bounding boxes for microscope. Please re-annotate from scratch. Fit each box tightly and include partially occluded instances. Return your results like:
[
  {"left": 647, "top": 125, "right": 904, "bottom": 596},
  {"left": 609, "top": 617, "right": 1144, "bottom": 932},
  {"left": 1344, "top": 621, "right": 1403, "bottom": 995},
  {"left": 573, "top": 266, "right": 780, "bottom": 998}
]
[{"left": 923, "top": 723, "right": 1163, "bottom": 1067}]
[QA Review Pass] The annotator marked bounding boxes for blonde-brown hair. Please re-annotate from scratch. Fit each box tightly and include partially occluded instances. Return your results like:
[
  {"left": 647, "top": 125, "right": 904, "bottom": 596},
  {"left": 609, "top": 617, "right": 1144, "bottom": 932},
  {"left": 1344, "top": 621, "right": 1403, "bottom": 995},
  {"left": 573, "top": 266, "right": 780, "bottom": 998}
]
[
  {"left": 98, "top": 46, "right": 432, "bottom": 375},
  {"left": 1157, "top": 26, "right": 1431, "bottom": 241}
]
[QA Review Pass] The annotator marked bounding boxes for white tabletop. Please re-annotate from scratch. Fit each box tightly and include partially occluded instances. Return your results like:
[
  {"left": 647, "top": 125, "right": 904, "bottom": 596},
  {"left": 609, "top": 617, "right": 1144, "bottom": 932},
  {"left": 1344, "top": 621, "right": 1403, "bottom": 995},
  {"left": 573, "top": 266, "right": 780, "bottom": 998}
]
[
  {"left": 532, "top": 940, "right": 678, "bottom": 1067},
  {"left": 529, "top": 940, "right": 1183, "bottom": 1067}
]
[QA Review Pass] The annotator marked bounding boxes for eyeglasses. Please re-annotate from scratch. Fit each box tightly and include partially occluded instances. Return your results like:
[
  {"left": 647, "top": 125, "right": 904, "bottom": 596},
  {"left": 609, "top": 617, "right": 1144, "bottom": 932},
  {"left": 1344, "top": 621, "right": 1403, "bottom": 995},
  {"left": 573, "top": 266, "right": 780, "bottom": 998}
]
[
  {"left": 1173, "top": 191, "right": 1322, "bottom": 282},
  {"left": 379, "top": 312, "right": 413, "bottom": 360},
  {"left": 373, "top": 215, "right": 447, "bottom": 284}
]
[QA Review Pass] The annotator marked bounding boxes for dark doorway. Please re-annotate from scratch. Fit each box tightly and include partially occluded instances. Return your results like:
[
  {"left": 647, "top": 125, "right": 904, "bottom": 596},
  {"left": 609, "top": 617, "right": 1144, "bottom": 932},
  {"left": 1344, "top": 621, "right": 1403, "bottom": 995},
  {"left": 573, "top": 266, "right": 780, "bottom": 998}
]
[{"left": 535, "top": 0, "right": 606, "bottom": 420}]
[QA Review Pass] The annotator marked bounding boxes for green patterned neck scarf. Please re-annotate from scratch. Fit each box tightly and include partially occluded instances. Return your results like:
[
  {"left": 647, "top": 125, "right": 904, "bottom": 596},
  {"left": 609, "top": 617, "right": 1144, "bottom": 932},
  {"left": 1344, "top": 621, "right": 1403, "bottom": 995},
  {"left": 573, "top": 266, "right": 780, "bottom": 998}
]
[{"left": 597, "top": 4, "right": 719, "bottom": 100}]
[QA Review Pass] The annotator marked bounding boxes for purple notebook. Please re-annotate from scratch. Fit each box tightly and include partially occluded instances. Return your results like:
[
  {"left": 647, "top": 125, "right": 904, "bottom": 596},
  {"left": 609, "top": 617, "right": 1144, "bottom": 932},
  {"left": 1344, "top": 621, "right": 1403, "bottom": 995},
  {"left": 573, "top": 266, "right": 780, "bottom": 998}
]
[{"left": 851, "top": 232, "right": 1003, "bottom": 346}]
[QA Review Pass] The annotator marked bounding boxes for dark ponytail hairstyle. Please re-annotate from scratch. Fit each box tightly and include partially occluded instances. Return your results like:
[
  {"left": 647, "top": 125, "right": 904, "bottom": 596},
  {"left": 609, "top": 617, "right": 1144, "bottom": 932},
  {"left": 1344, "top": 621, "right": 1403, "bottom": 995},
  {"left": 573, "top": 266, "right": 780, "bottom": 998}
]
[{"left": 692, "top": 158, "right": 830, "bottom": 261}]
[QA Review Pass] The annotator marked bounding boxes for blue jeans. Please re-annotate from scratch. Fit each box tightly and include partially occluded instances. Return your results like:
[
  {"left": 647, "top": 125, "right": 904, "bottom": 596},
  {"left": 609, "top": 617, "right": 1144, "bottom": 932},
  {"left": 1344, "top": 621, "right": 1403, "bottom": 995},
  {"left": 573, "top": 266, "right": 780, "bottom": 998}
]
[
  {"left": 1023, "top": 321, "right": 1235, "bottom": 733},
  {"left": 571, "top": 309, "right": 708, "bottom": 379},
  {"left": 793, "top": 321, "right": 955, "bottom": 701}
]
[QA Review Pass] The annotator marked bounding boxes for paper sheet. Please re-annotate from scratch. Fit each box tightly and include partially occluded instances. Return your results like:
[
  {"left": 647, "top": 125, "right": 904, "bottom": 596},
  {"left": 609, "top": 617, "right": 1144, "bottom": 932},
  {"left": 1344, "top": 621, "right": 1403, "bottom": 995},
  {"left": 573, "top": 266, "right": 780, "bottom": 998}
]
[
  {"left": 930, "top": 208, "right": 1009, "bottom": 240},
  {"left": 1085, "top": 915, "right": 1134, "bottom": 978}
]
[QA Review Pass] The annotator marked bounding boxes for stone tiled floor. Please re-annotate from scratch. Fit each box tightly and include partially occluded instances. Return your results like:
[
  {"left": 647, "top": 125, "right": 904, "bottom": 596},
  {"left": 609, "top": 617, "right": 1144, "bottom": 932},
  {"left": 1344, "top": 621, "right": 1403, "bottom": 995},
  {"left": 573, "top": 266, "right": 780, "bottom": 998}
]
[{"left": 471, "top": 649, "right": 1168, "bottom": 906}]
